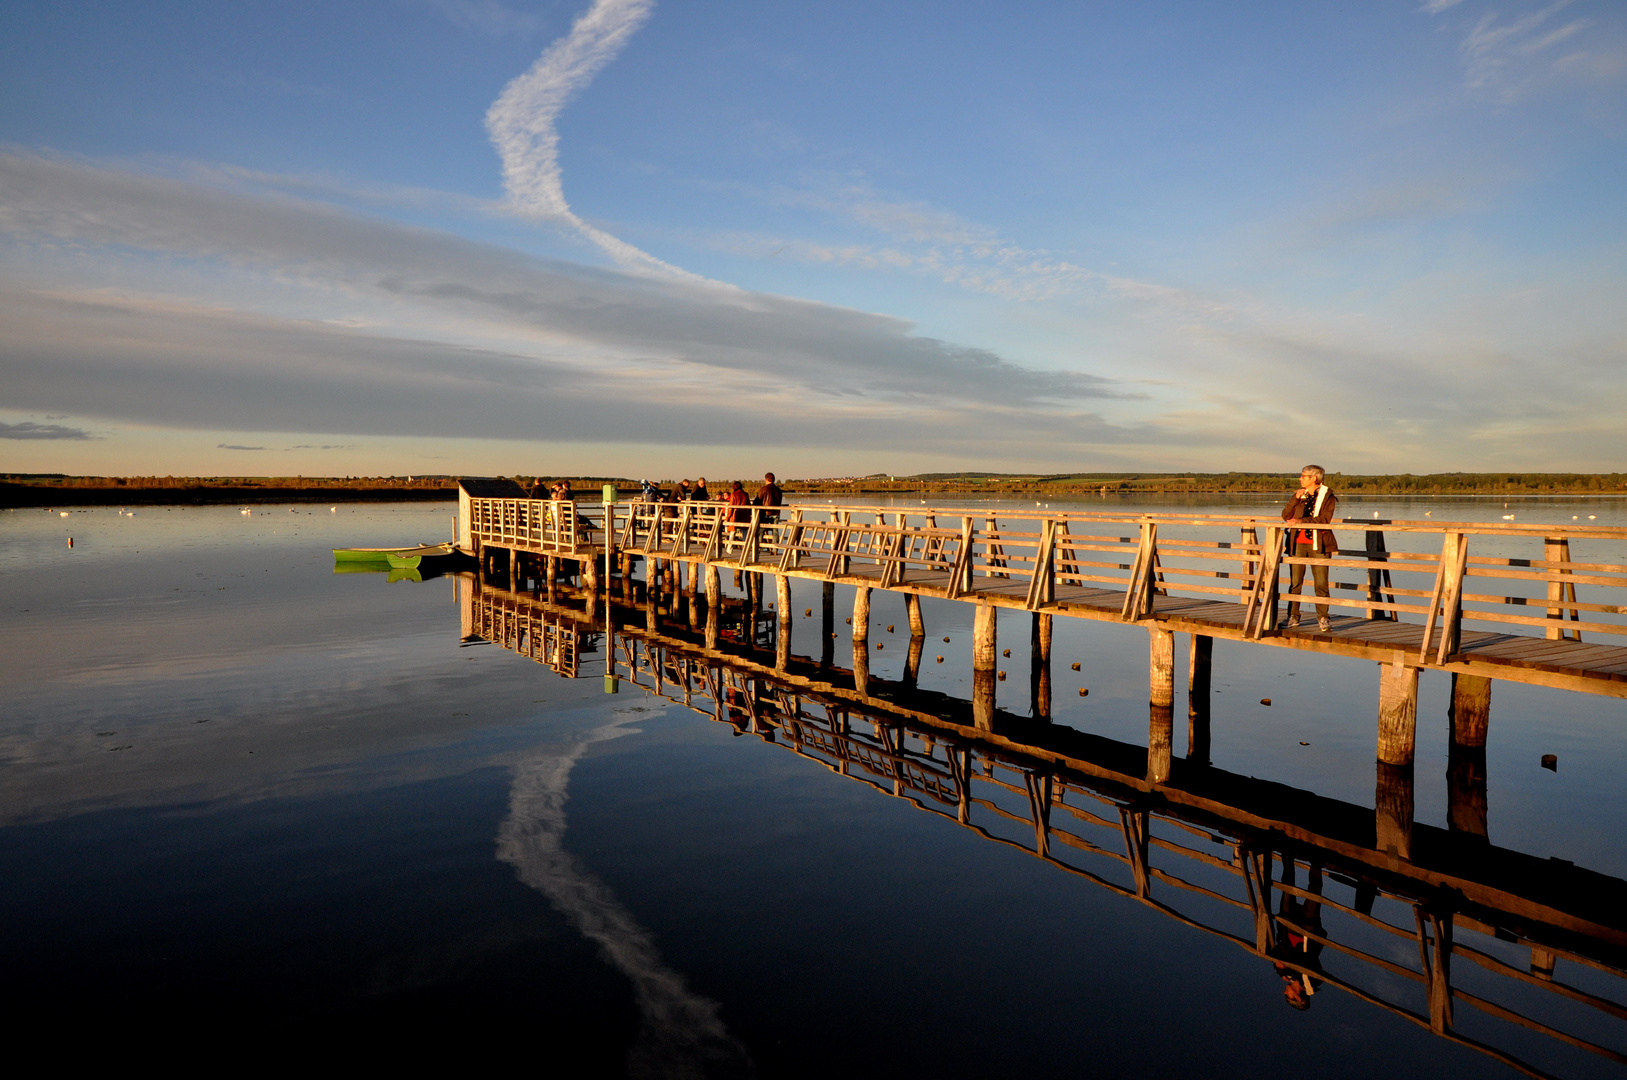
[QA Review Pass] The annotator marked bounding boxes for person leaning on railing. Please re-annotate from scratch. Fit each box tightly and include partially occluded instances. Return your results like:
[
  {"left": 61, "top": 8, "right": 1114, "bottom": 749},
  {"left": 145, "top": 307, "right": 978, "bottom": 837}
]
[{"left": 1282, "top": 465, "right": 1338, "bottom": 631}]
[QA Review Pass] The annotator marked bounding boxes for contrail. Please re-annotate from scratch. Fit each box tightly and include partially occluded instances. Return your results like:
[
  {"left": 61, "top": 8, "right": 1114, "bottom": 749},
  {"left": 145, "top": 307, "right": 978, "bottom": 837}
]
[
  {"left": 486, "top": 0, "right": 699, "bottom": 281},
  {"left": 496, "top": 714, "right": 755, "bottom": 1079}
]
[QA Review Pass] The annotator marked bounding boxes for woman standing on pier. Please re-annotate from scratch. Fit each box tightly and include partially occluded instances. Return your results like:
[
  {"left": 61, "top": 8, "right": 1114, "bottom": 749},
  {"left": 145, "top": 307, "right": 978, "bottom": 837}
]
[{"left": 1282, "top": 465, "right": 1338, "bottom": 631}]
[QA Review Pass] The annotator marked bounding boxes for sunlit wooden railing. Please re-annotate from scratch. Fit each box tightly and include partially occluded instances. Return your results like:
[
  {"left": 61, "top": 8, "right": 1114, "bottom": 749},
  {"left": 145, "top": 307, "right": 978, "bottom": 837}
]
[{"left": 466, "top": 498, "right": 1627, "bottom": 663}]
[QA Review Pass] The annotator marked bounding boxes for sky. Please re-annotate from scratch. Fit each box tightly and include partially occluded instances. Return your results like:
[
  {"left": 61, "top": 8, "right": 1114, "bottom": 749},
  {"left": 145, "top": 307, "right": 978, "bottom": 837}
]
[{"left": 1, "top": 0, "right": 1624, "bottom": 479}]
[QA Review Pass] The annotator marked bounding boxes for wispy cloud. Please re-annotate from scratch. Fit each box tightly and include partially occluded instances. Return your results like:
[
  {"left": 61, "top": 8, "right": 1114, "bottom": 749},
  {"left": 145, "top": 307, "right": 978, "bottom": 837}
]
[
  {"left": 1421, "top": 0, "right": 1465, "bottom": 13},
  {"left": 699, "top": 179, "right": 1109, "bottom": 302},
  {"left": 216, "top": 443, "right": 266, "bottom": 451},
  {"left": 0, "top": 421, "right": 91, "bottom": 440},
  {"left": 1435, "top": 0, "right": 1616, "bottom": 100},
  {"left": 485, "top": 0, "right": 699, "bottom": 279},
  {"left": 416, "top": 0, "right": 545, "bottom": 37}
]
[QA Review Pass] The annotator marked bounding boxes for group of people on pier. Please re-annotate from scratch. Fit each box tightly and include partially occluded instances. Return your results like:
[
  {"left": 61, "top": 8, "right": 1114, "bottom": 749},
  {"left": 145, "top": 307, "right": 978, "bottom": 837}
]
[
  {"left": 627, "top": 473, "right": 784, "bottom": 525},
  {"left": 528, "top": 471, "right": 785, "bottom": 527}
]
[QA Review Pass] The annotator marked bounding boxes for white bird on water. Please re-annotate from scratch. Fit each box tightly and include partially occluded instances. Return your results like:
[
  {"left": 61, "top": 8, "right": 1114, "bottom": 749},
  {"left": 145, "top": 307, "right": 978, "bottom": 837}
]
[
  {"left": 330, "top": 506, "right": 337, "bottom": 512},
  {"left": 1590, "top": 515, "right": 1598, "bottom": 520},
  {"left": 1502, "top": 514, "right": 1516, "bottom": 520},
  {"left": 59, "top": 511, "right": 68, "bottom": 517}
]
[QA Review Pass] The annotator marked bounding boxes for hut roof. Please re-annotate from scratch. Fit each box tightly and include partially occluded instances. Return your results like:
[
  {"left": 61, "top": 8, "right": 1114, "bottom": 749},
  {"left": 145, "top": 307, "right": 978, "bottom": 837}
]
[{"left": 457, "top": 477, "right": 528, "bottom": 499}]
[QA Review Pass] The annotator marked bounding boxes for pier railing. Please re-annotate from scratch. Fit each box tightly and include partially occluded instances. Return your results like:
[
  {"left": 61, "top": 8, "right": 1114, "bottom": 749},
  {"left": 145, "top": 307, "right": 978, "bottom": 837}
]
[{"left": 467, "top": 498, "right": 1627, "bottom": 663}]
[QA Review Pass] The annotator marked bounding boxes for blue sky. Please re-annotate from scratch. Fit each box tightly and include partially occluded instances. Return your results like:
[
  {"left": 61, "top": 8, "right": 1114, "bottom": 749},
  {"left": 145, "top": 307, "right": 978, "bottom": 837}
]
[{"left": 2, "top": 0, "right": 1623, "bottom": 477}]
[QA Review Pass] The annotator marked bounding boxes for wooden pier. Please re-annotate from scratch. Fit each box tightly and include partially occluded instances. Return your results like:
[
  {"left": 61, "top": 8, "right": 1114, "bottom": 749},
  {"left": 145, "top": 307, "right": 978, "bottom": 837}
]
[
  {"left": 461, "top": 494, "right": 1627, "bottom": 773},
  {"left": 457, "top": 574, "right": 1627, "bottom": 1079}
]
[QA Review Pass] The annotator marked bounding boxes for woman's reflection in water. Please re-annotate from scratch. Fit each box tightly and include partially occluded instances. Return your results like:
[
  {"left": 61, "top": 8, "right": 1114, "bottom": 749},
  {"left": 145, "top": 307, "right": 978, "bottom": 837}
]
[
  {"left": 1272, "top": 863, "right": 1326, "bottom": 1011},
  {"left": 495, "top": 712, "right": 755, "bottom": 1079}
]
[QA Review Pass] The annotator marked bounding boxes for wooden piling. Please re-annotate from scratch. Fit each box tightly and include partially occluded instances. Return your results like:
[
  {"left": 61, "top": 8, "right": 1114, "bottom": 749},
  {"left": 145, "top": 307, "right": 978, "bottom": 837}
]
[
  {"left": 1377, "top": 660, "right": 1419, "bottom": 766},
  {"left": 1148, "top": 628, "right": 1175, "bottom": 708},
  {"left": 1449, "top": 673, "right": 1491, "bottom": 749},
  {"left": 775, "top": 575, "right": 792, "bottom": 671},
  {"left": 853, "top": 586, "right": 871, "bottom": 640},
  {"left": 1188, "top": 633, "right": 1212, "bottom": 764},
  {"left": 973, "top": 604, "right": 997, "bottom": 730}
]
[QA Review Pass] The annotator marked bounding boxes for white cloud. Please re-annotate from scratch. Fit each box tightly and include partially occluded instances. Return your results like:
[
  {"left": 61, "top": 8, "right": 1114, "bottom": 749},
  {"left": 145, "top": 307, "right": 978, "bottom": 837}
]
[
  {"left": 0, "top": 151, "right": 1133, "bottom": 460},
  {"left": 484, "top": 0, "right": 699, "bottom": 279}
]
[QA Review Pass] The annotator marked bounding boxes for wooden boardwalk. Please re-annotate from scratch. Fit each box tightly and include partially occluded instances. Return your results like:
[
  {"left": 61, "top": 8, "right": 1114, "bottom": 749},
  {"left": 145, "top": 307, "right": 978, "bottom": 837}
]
[
  {"left": 460, "top": 495, "right": 1627, "bottom": 770},
  {"left": 459, "top": 575, "right": 1627, "bottom": 1079}
]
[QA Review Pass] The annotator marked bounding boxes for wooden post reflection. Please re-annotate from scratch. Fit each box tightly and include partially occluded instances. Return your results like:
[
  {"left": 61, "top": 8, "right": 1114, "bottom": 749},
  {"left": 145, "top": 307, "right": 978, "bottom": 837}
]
[
  {"left": 1148, "top": 704, "right": 1174, "bottom": 783},
  {"left": 904, "top": 633, "right": 924, "bottom": 689},
  {"left": 821, "top": 582, "right": 835, "bottom": 668},
  {"left": 1188, "top": 633, "right": 1212, "bottom": 765},
  {"left": 1448, "top": 674, "right": 1491, "bottom": 841},
  {"left": 852, "top": 636, "right": 870, "bottom": 697},
  {"left": 1031, "top": 612, "right": 1052, "bottom": 720},
  {"left": 1375, "top": 761, "right": 1415, "bottom": 859}
]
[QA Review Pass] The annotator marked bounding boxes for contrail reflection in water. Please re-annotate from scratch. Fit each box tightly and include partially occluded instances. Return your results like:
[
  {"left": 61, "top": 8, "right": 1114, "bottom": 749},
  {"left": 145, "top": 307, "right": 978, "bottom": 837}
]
[{"left": 496, "top": 713, "right": 755, "bottom": 1079}]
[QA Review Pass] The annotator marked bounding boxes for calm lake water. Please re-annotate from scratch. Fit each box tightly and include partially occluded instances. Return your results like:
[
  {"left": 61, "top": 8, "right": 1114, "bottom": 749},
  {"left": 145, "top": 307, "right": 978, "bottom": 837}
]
[{"left": 3, "top": 495, "right": 1625, "bottom": 1077}]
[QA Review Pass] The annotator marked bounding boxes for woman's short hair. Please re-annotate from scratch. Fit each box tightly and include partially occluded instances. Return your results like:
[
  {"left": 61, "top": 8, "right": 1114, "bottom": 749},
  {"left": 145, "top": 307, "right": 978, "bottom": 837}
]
[{"left": 1301, "top": 465, "right": 1325, "bottom": 482}]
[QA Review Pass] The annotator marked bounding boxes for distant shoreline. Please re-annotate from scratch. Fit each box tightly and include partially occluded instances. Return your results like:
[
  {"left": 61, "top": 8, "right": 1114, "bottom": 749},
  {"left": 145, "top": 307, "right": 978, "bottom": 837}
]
[
  {"left": 3, "top": 470, "right": 1623, "bottom": 508},
  {"left": 0, "top": 482, "right": 456, "bottom": 509}
]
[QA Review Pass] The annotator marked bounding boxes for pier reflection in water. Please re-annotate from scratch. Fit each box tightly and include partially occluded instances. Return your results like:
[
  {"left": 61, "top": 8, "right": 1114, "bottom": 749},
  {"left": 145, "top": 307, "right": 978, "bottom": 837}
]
[{"left": 461, "top": 569, "right": 1627, "bottom": 1080}]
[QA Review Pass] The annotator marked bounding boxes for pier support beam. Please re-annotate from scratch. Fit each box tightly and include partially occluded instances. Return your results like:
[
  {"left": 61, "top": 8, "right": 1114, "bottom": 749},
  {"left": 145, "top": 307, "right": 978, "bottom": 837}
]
[
  {"left": 704, "top": 565, "right": 720, "bottom": 650},
  {"left": 1188, "top": 634, "right": 1212, "bottom": 765},
  {"left": 775, "top": 575, "right": 792, "bottom": 671},
  {"left": 583, "top": 555, "right": 599, "bottom": 593},
  {"left": 906, "top": 593, "right": 924, "bottom": 637},
  {"left": 1449, "top": 673, "right": 1491, "bottom": 749},
  {"left": 821, "top": 582, "right": 835, "bottom": 667},
  {"left": 973, "top": 604, "right": 998, "bottom": 731},
  {"left": 1031, "top": 613, "right": 1052, "bottom": 720},
  {"left": 1448, "top": 674, "right": 1492, "bottom": 841},
  {"left": 1377, "top": 660, "right": 1419, "bottom": 766},
  {"left": 1148, "top": 628, "right": 1175, "bottom": 708},
  {"left": 852, "top": 586, "right": 871, "bottom": 640}
]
